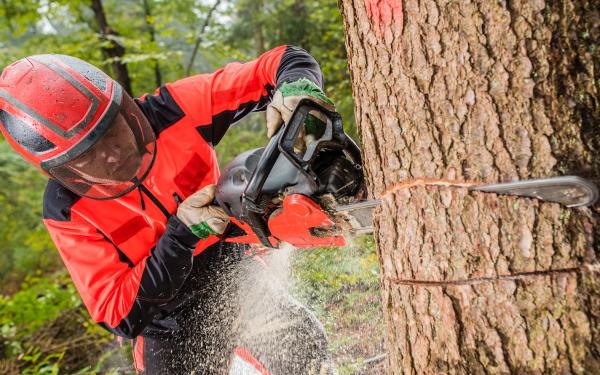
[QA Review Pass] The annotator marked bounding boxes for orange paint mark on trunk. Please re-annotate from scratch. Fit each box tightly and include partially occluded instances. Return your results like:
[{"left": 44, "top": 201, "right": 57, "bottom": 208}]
[{"left": 365, "top": 0, "right": 403, "bottom": 36}]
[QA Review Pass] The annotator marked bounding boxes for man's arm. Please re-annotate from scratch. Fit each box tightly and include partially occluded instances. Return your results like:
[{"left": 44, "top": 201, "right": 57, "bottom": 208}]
[
  {"left": 146, "top": 45, "right": 325, "bottom": 147},
  {"left": 44, "top": 207, "right": 199, "bottom": 338}
]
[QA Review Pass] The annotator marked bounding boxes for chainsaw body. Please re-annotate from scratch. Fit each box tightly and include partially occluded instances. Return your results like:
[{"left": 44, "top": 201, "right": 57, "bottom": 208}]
[
  {"left": 215, "top": 100, "right": 600, "bottom": 248},
  {"left": 215, "top": 99, "right": 364, "bottom": 248}
]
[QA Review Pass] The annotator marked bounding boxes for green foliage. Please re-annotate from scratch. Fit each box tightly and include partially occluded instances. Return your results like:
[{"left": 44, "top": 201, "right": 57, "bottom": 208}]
[
  {"left": 291, "top": 236, "right": 383, "bottom": 372},
  {"left": 293, "top": 236, "right": 379, "bottom": 303},
  {"left": 0, "top": 273, "right": 115, "bottom": 373},
  {"left": 0, "top": 0, "right": 370, "bottom": 372},
  {"left": 0, "top": 142, "right": 58, "bottom": 292},
  {"left": 0, "top": 274, "right": 80, "bottom": 350},
  {"left": 19, "top": 347, "right": 63, "bottom": 375}
]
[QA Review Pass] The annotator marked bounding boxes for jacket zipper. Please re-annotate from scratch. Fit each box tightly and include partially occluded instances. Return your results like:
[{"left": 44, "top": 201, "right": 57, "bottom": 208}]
[{"left": 138, "top": 184, "right": 170, "bottom": 220}]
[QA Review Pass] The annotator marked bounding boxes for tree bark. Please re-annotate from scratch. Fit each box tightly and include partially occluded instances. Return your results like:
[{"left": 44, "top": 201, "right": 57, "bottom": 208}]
[
  {"left": 339, "top": 0, "right": 599, "bottom": 373},
  {"left": 90, "top": 0, "right": 132, "bottom": 95}
]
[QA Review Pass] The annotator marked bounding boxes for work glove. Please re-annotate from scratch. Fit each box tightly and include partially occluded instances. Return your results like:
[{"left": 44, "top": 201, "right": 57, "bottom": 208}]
[
  {"left": 176, "top": 184, "right": 230, "bottom": 239},
  {"left": 266, "top": 78, "right": 335, "bottom": 151}
]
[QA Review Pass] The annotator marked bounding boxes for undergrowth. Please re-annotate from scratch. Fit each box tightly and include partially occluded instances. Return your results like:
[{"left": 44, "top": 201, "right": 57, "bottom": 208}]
[{"left": 0, "top": 236, "right": 383, "bottom": 374}]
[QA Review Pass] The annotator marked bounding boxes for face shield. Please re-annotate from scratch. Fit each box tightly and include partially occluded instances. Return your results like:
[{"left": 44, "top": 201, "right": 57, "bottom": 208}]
[{"left": 48, "top": 93, "right": 156, "bottom": 199}]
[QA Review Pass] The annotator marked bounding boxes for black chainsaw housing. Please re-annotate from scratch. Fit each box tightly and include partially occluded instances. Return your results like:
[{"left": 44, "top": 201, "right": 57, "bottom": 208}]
[
  {"left": 215, "top": 99, "right": 363, "bottom": 247},
  {"left": 216, "top": 147, "right": 362, "bottom": 218}
]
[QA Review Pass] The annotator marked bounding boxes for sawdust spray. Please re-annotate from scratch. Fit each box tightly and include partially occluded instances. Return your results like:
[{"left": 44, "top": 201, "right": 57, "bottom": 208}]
[
  {"left": 99, "top": 244, "right": 336, "bottom": 374},
  {"left": 171, "top": 243, "right": 336, "bottom": 374},
  {"left": 234, "top": 244, "right": 337, "bottom": 374}
]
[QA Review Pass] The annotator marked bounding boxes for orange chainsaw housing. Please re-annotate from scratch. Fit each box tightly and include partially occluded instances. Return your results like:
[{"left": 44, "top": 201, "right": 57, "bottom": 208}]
[{"left": 225, "top": 194, "right": 345, "bottom": 248}]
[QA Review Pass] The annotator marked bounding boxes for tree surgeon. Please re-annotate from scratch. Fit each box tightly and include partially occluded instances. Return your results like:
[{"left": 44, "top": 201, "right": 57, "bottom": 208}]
[
  {"left": 0, "top": 46, "right": 337, "bottom": 374},
  {"left": 340, "top": 0, "right": 599, "bottom": 373}
]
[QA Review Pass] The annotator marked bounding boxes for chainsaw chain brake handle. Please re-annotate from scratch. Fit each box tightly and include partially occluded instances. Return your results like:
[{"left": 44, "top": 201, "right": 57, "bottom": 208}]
[{"left": 240, "top": 99, "right": 360, "bottom": 248}]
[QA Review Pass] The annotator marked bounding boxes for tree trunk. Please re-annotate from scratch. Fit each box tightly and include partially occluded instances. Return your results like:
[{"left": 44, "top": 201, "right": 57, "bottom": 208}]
[
  {"left": 253, "top": 0, "right": 265, "bottom": 54},
  {"left": 186, "top": 0, "right": 221, "bottom": 76},
  {"left": 142, "top": 0, "right": 162, "bottom": 87},
  {"left": 339, "top": 0, "right": 599, "bottom": 373},
  {"left": 291, "top": 0, "right": 309, "bottom": 49},
  {"left": 90, "top": 0, "right": 132, "bottom": 95}
]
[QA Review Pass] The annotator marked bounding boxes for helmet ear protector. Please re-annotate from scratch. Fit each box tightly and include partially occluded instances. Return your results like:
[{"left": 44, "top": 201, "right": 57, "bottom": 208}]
[{"left": 0, "top": 54, "right": 156, "bottom": 199}]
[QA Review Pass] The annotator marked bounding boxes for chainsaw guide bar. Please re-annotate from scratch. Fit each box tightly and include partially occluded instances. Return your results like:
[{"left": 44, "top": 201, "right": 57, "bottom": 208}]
[
  {"left": 472, "top": 176, "right": 599, "bottom": 208},
  {"left": 328, "top": 176, "right": 598, "bottom": 236}
]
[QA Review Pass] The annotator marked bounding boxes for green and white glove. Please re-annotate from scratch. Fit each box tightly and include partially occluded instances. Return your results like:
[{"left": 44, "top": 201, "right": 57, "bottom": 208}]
[
  {"left": 266, "top": 78, "right": 335, "bottom": 150},
  {"left": 176, "top": 184, "right": 230, "bottom": 239}
]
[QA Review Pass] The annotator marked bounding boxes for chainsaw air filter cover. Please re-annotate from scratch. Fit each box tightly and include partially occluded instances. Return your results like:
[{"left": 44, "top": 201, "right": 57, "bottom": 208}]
[
  {"left": 215, "top": 147, "right": 315, "bottom": 218},
  {"left": 216, "top": 99, "right": 364, "bottom": 247},
  {"left": 215, "top": 145, "right": 362, "bottom": 219}
]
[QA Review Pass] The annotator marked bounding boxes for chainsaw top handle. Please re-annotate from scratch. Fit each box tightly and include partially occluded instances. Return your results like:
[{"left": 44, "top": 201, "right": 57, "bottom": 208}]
[
  {"left": 241, "top": 99, "right": 357, "bottom": 248},
  {"left": 278, "top": 99, "right": 354, "bottom": 172}
]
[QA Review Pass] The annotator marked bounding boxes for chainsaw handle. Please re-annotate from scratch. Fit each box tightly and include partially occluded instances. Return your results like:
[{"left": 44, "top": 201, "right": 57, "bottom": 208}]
[
  {"left": 242, "top": 121, "right": 286, "bottom": 204},
  {"left": 278, "top": 99, "right": 347, "bottom": 175},
  {"left": 246, "top": 99, "right": 347, "bottom": 202},
  {"left": 240, "top": 130, "right": 283, "bottom": 247},
  {"left": 240, "top": 99, "right": 357, "bottom": 248}
]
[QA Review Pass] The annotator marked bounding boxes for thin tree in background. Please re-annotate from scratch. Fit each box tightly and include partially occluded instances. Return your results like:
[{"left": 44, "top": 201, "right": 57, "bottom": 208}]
[
  {"left": 186, "top": 0, "right": 221, "bottom": 76},
  {"left": 90, "top": 0, "right": 132, "bottom": 94},
  {"left": 142, "top": 0, "right": 162, "bottom": 87},
  {"left": 252, "top": 0, "right": 265, "bottom": 54},
  {"left": 339, "top": 0, "right": 599, "bottom": 373}
]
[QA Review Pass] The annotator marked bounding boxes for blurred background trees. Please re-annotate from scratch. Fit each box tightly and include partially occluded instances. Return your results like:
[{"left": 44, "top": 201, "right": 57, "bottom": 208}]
[
  {"left": 0, "top": 0, "right": 356, "bottom": 292},
  {"left": 0, "top": 1, "right": 383, "bottom": 373}
]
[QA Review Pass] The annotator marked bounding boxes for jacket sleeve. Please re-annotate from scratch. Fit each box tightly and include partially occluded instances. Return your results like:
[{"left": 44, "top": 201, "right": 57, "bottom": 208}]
[
  {"left": 165, "top": 45, "right": 325, "bottom": 146},
  {"left": 44, "top": 214, "right": 199, "bottom": 338}
]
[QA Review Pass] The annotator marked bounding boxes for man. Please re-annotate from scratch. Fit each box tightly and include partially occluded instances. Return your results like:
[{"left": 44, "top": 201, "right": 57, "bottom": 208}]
[{"left": 0, "top": 45, "right": 336, "bottom": 373}]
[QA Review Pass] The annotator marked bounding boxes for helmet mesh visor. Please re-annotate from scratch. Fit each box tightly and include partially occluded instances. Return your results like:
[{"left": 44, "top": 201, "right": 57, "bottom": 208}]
[{"left": 49, "top": 95, "right": 156, "bottom": 199}]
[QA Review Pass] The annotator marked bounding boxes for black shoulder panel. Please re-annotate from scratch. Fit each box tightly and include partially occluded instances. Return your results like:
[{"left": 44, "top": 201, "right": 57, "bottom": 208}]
[
  {"left": 196, "top": 84, "right": 274, "bottom": 147},
  {"left": 136, "top": 86, "right": 185, "bottom": 135},
  {"left": 43, "top": 179, "right": 82, "bottom": 221},
  {"left": 196, "top": 125, "right": 214, "bottom": 147},
  {"left": 276, "top": 46, "right": 324, "bottom": 89}
]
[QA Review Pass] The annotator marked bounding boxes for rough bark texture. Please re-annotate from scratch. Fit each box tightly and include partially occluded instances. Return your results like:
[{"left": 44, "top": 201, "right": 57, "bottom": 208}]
[{"left": 339, "top": 0, "right": 600, "bottom": 373}]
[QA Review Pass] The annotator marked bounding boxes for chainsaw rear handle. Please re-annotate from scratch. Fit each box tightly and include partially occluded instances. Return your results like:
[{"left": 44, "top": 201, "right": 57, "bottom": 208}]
[{"left": 241, "top": 99, "right": 358, "bottom": 247}]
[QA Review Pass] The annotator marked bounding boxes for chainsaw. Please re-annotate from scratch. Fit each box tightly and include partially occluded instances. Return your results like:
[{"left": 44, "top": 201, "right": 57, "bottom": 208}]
[{"left": 215, "top": 99, "right": 599, "bottom": 249}]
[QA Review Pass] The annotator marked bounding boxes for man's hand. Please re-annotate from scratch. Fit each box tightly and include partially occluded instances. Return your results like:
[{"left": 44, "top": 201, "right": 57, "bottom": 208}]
[
  {"left": 176, "top": 184, "right": 230, "bottom": 239},
  {"left": 266, "top": 78, "right": 335, "bottom": 150}
]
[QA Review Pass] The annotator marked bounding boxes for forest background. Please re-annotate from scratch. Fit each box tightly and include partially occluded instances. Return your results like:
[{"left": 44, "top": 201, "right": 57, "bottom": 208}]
[{"left": 0, "top": 0, "right": 385, "bottom": 373}]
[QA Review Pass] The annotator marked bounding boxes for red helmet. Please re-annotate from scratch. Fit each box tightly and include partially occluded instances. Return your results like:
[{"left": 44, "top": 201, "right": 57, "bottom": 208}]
[{"left": 0, "top": 54, "right": 156, "bottom": 199}]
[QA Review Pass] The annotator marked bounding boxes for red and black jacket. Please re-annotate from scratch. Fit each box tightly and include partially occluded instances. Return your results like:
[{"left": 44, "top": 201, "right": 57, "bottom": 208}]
[{"left": 42, "top": 45, "right": 324, "bottom": 339}]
